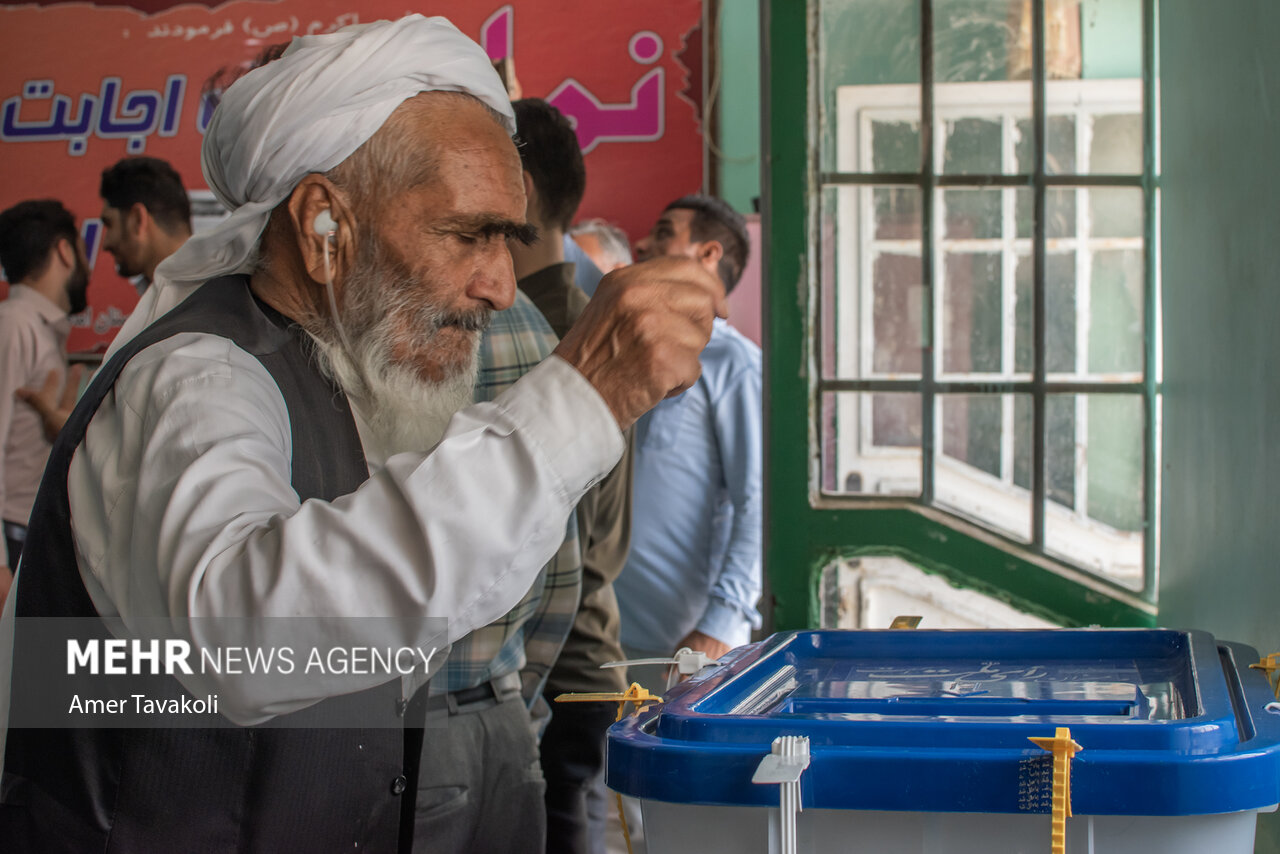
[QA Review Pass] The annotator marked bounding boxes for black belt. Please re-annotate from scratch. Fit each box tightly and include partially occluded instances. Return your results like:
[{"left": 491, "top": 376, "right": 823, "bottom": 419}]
[
  {"left": 425, "top": 672, "right": 522, "bottom": 714},
  {"left": 450, "top": 681, "right": 501, "bottom": 706}
]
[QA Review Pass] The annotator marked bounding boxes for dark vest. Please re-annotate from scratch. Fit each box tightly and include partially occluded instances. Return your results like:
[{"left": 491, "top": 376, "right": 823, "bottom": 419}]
[{"left": 1, "top": 277, "right": 424, "bottom": 853}]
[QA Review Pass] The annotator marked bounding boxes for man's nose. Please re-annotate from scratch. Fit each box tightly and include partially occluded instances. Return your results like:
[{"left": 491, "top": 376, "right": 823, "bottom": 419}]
[
  {"left": 467, "top": 250, "right": 517, "bottom": 312},
  {"left": 634, "top": 235, "right": 653, "bottom": 261}
]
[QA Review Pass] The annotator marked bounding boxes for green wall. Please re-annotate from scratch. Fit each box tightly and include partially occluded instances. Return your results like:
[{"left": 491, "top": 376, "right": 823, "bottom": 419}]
[
  {"left": 716, "top": 0, "right": 762, "bottom": 213},
  {"left": 1160, "top": 2, "right": 1280, "bottom": 850}
]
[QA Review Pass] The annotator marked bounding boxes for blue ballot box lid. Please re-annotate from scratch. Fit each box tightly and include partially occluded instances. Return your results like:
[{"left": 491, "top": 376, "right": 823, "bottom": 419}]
[{"left": 606, "top": 629, "right": 1280, "bottom": 816}]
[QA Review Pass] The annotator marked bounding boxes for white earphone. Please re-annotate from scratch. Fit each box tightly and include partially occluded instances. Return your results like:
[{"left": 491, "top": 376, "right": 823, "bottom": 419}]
[
  {"left": 314, "top": 208, "right": 356, "bottom": 359},
  {"left": 313, "top": 209, "right": 337, "bottom": 238}
]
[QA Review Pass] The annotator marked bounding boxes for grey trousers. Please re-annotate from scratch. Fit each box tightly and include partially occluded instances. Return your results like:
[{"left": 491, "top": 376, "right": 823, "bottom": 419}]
[{"left": 412, "top": 694, "right": 546, "bottom": 854}]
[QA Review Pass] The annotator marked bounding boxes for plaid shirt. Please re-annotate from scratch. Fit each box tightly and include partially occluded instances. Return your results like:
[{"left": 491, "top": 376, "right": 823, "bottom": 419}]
[{"left": 431, "top": 291, "right": 582, "bottom": 698}]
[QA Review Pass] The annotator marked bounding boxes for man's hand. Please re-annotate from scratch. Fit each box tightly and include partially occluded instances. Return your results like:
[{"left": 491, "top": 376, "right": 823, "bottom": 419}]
[
  {"left": 16, "top": 364, "right": 82, "bottom": 442},
  {"left": 676, "top": 630, "right": 732, "bottom": 662},
  {"left": 553, "top": 256, "right": 727, "bottom": 430},
  {"left": 0, "top": 565, "right": 11, "bottom": 615}
]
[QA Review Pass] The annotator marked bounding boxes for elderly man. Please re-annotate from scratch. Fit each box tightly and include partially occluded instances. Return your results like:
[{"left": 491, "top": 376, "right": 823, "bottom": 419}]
[
  {"left": 0, "top": 16, "right": 722, "bottom": 853},
  {"left": 571, "top": 218, "right": 634, "bottom": 276}
]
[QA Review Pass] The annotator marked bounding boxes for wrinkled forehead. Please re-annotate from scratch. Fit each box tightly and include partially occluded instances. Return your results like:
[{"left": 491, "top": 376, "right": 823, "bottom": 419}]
[
  {"left": 364, "top": 95, "right": 526, "bottom": 223},
  {"left": 403, "top": 94, "right": 519, "bottom": 169}
]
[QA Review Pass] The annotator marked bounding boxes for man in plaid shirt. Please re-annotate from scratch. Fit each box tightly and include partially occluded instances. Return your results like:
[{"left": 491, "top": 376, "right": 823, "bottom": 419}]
[{"left": 411, "top": 290, "right": 582, "bottom": 853}]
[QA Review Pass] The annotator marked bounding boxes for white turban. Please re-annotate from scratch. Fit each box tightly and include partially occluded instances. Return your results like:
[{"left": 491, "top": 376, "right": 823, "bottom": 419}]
[{"left": 107, "top": 14, "right": 514, "bottom": 358}]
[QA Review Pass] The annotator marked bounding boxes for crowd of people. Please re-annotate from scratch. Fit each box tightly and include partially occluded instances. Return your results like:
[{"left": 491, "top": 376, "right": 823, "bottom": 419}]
[{"left": 0, "top": 14, "right": 761, "bottom": 854}]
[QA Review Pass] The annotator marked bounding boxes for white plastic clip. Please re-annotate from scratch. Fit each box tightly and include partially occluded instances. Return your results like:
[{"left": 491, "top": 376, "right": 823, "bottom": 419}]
[
  {"left": 671, "top": 647, "right": 718, "bottom": 675},
  {"left": 601, "top": 647, "right": 722, "bottom": 690},
  {"left": 752, "top": 735, "right": 810, "bottom": 854}
]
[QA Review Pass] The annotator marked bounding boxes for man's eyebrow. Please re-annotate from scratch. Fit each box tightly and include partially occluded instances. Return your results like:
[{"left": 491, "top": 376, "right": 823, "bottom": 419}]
[{"left": 437, "top": 215, "right": 539, "bottom": 245}]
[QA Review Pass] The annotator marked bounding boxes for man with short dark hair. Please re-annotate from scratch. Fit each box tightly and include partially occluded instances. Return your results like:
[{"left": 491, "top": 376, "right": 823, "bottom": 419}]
[
  {"left": 636, "top": 194, "right": 750, "bottom": 295},
  {"left": 0, "top": 17, "right": 723, "bottom": 852},
  {"left": 618, "top": 193, "right": 763, "bottom": 669},
  {"left": 509, "top": 98, "right": 589, "bottom": 330},
  {"left": 508, "top": 97, "right": 637, "bottom": 854},
  {"left": 99, "top": 155, "right": 192, "bottom": 291},
  {"left": 0, "top": 199, "right": 89, "bottom": 606}
]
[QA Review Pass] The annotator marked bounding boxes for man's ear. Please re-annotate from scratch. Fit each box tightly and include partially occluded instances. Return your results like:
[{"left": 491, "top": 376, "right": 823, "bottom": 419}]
[
  {"left": 695, "top": 238, "right": 724, "bottom": 276},
  {"left": 127, "top": 202, "right": 150, "bottom": 239},
  {"left": 52, "top": 236, "right": 76, "bottom": 272},
  {"left": 286, "top": 175, "right": 356, "bottom": 285}
]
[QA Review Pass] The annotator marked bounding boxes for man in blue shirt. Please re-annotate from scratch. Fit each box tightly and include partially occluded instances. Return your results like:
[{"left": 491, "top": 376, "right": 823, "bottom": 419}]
[{"left": 615, "top": 195, "right": 763, "bottom": 668}]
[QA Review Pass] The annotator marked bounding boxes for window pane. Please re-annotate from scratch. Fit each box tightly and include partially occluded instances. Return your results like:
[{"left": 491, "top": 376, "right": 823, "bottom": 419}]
[
  {"left": 820, "top": 186, "right": 841, "bottom": 379},
  {"left": 872, "top": 120, "right": 921, "bottom": 173},
  {"left": 1013, "top": 252, "right": 1077, "bottom": 376},
  {"left": 1090, "top": 113, "right": 1143, "bottom": 174},
  {"left": 873, "top": 254, "right": 925, "bottom": 374},
  {"left": 936, "top": 393, "right": 1032, "bottom": 542},
  {"left": 935, "top": 0, "right": 1030, "bottom": 176},
  {"left": 875, "top": 187, "right": 922, "bottom": 240},
  {"left": 943, "top": 188, "right": 1001, "bottom": 240},
  {"left": 942, "top": 394, "right": 1001, "bottom": 478},
  {"left": 942, "top": 118, "right": 1003, "bottom": 174},
  {"left": 1013, "top": 394, "right": 1032, "bottom": 491},
  {"left": 1089, "top": 248, "right": 1144, "bottom": 376},
  {"left": 1014, "top": 253, "right": 1032, "bottom": 374},
  {"left": 821, "top": 0, "right": 921, "bottom": 174},
  {"left": 1044, "top": 394, "right": 1144, "bottom": 588},
  {"left": 825, "top": 186, "right": 924, "bottom": 380},
  {"left": 1019, "top": 115, "right": 1078, "bottom": 177},
  {"left": 1085, "top": 401, "right": 1146, "bottom": 565},
  {"left": 1046, "top": 394, "right": 1077, "bottom": 509},
  {"left": 942, "top": 252, "right": 1002, "bottom": 375},
  {"left": 1076, "top": 0, "right": 1143, "bottom": 83},
  {"left": 874, "top": 393, "right": 923, "bottom": 449},
  {"left": 1015, "top": 186, "right": 1076, "bottom": 240},
  {"left": 1045, "top": 0, "right": 1084, "bottom": 79},
  {"left": 1089, "top": 187, "right": 1143, "bottom": 238},
  {"left": 936, "top": 0, "right": 1032, "bottom": 83},
  {"left": 822, "top": 392, "right": 922, "bottom": 496},
  {"left": 1035, "top": 85, "right": 1144, "bottom": 177}
]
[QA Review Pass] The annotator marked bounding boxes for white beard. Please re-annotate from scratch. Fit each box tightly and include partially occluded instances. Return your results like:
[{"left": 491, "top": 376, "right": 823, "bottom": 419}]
[
  {"left": 315, "top": 333, "right": 480, "bottom": 458},
  {"left": 306, "top": 232, "right": 487, "bottom": 458}
]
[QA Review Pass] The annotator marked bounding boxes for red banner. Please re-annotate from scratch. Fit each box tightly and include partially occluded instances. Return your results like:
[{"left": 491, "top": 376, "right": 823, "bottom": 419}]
[{"left": 0, "top": 1, "right": 704, "bottom": 351}]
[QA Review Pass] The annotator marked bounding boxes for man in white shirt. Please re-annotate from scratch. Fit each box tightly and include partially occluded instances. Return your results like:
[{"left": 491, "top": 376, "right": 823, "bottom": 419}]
[
  {"left": 0, "top": 199, "right": 88, "bottom": 607},
  {"left": 0, "top": 16, "right": 722, "bottom": 853}
]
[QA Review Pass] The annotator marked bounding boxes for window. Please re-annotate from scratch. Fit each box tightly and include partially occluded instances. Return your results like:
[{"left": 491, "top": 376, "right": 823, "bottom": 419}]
[{"left": 802, "top": 0, "right": 1158, "bottom": 601}]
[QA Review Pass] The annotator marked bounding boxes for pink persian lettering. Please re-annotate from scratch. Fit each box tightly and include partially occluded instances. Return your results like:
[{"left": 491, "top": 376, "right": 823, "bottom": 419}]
[
  {"left": 480, "top": 6, "right": 513, "bottom": 59},
  {"left": 547, "top": 68, "right": 664, "bottom": 155}
]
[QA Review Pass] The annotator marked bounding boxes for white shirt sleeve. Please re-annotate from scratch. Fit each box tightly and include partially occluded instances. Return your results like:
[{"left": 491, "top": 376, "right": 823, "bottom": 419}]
[{"left": 65, "top": 332, "right": 622, "bottom": 722}]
